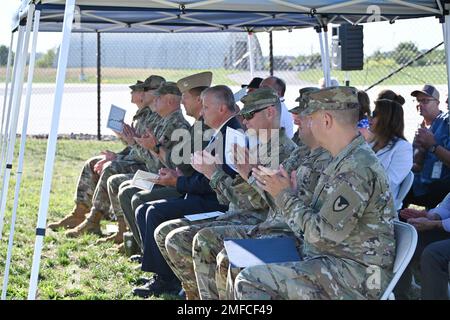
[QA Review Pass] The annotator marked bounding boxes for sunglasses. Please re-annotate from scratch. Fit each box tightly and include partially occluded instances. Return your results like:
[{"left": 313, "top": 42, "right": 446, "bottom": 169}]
[{"left": 241, "top": 106, "right": 270, "bottom": 121}]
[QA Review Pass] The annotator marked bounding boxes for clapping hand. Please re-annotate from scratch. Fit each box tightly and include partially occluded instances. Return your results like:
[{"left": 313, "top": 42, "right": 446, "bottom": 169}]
[
  {"left": 191, "top": 150, "right": 218, "bottom": 179},
  {"left": 252, "top": 164, "right": 292, "bottom": 198}
]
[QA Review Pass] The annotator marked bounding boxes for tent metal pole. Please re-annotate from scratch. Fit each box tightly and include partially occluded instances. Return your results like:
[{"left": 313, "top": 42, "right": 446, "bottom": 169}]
[
  {"left": 0, "top": 32, "right": 21, "bottom": 202},
  {"left": 323, "top": 25, "right": 331, "bottom": 87},
  {"left": 443, "top": 15, "right": 450, "bottom": 132},
  {"left": 317, "top": 28, "right": 327, "bottom": 87},
  {"left": 1, "top": 9, "right": 41, "bottom": 300},
  {"left": 0, "top": 34, "right": 15, "bottom": 153},
  {"left": 247, "top": 32, "right": 255, "bottom": 79},
  {"left": 97, "top": 32, "right": 101, "bottom": 141},
  {"left": 269, "top": 31, "right": 274, "bottom": 76},
  {"left": 0, "top": 5, "right": 35, "bottom": 238},
  {"left": 28, "top": 0, "right": 76, "bottom": 300},
  {"left": 0, "top": 33, "right": 16, "bottom": 199}
]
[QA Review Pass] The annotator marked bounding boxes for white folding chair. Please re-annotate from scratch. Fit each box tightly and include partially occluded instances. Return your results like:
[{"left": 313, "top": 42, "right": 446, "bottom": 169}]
[
  {"left": 381, "top": 220, "right": 418, "bottom": 300},
  {"left": 395, "top": 171, "right": 414, "bottom": 211}
]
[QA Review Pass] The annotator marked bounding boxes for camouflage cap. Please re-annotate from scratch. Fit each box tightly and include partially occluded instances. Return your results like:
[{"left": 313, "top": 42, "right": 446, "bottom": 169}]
[
  {"left": 129, "top": 80, "right": 145, "bottom": 92},
  {"left": 177, "top": 71, "right": 212, "bottom": 93},
  {"left": 135, "top": 75, "right": 166, "bottom": 91},
  {"left": 289, "top": 87, "right": 320, "bottom": 114},
  {"left": 238, "top": 88, "right": 280, "bottom": 116},
  {"left": 301, "top": 86, "right": 359, "bottom": 116},
  {"left": 153, "top": 81, "right": 182, "bottom": 97}
]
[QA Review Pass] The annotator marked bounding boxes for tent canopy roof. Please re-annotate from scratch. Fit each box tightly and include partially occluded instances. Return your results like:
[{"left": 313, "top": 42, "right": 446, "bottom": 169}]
[{"left": 13, "top": 0, "right": 446, "bottom": 33}]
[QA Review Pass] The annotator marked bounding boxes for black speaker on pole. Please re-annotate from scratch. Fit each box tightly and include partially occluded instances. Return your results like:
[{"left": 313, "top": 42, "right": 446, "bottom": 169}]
[{"left": 331, "top": 24, "right": 364, "bottom": 71}]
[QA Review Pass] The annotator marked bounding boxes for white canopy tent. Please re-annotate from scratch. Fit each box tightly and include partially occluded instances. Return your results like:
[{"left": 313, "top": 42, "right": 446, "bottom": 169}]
[{"left": 1, "top": 0, "right": 448, "bottom": 299}]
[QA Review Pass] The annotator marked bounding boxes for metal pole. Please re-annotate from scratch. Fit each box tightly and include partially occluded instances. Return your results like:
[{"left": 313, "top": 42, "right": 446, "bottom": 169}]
[
  {"left": 444, "top": 16, "right": 450, "bottom": 132},
  {"left": 269, "top": 31, "right": 274, "bottom": 76},
  {"left": 1, "top": 9, "right": 41, "bottom": 300},
  {"left": 0, "top": 34, "right": 15, "bottom": 148},
  {"left": 323, "top": 25, "right": 331, "bottom": 87},
  {"left": 247, "top": 32, "right": 255, "bottom": 79},
  {"left": 0, "top": 5, "right": 35, "bottom": 238},
  {"left": 0, "top": 33, "right": 16, "bottom": 195},
  {"left": 317, "top": 28, "right": 328, "bottom": 87},
  {"left": 80, "top": 32, "right": 85, "bottom": 81},
  {"left": 97, "top": 32, "right": 101, "bottom": 141},
  {"left": 28, "top": 0, "right": 76, "bottom": 300}
]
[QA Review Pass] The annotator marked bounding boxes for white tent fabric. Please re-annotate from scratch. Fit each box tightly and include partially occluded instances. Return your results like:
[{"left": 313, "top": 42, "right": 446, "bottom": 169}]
[{"left": 2, "top": 0, "right": 449, "bottom": 300}]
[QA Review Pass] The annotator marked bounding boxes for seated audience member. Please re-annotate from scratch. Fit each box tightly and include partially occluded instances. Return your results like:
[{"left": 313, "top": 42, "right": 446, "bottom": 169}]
[
  {"left": 318, "top": 77, "right": 339, "bottom": 88},
  {"left": 404, "top": 85, "right": 450, "bottom": 209},
  {"left": 241, "top": 77, "right": 263, "bottom": 94},
  {"left": 260, "top": 76, "right": 294, "bottom": 138},
  {"left": 233, "top": 87, "right": 396, "bottom": 300},
  {"left": 357, "top": 90, "right": 373, "bottom": 141},
  {"left": 397, "top": 192, "right": 450, "bottom": 300},
  {"left": 369, "top": 90, "right": 413, "bottom": 210}
]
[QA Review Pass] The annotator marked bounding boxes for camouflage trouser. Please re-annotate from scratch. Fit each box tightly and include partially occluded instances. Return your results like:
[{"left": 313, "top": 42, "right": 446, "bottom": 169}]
[
  {"left": 74, "top": 156, "right": 103, "bottom": 206},
  {"left": 234, "top": 256, "right": 391, "bottom": 300},
  {"left": 90, "top": 160, "right": 145, "bottom": 215},
  {"left": 107, "top": 173, "right": 134, "bottom": 218},
  {"left": 192, "top": 224, "right": 254, "bottom": 300},
  {"left": 158, "top": 211, "right": 265, "bottom": 300},
  {"left": 156, "top": 218, "right": 232, "bottom": 299}
]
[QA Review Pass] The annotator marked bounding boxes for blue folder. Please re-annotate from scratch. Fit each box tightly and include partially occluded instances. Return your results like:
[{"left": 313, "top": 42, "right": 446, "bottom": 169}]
[{"left": 224, "top": 237, "right": 301, "bottom": 268}]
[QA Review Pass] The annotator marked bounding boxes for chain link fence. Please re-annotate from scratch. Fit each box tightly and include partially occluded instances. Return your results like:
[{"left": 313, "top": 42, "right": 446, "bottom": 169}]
[{"left": 0, "top": 17, "right": 446, "bottom": 140}]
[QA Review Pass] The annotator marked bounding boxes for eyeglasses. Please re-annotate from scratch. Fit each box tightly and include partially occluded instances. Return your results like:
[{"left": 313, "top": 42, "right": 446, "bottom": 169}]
[
  {"left": 241, "top": 106, "right": 270, "bottom": 121},
  {"left": 416, "top": 98, "right": 437, "bottom": 105}
]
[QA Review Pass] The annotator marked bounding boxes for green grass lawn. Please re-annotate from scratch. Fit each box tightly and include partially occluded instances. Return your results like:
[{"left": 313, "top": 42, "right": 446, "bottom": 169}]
[
  {"left": 299, "top": 64, "right": 448, "bottom": 86},
  {"left": 0, "top": 138, "right": 179, "bottom": 300}
]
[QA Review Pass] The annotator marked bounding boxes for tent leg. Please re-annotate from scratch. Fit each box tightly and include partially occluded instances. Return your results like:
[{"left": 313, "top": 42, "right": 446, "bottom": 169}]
[
  {"left": 0, "top": 5, "right": 35, "bottom": 238},
  {"left": 1, "top": 9, "right": 41, "bottom": 300},
  {"left": 269, "top": 31, "right": 274, "bottom": 76},
  {"left": 28, "top": 0, "right": 76, "bottom": 300},
  {"left": 323, "top": 25, "right": 331, "bottom": 87},
  {"left": 0, "top": 33, "right": 21, "bottom": 209},
  {"left": 247, "top": 32, "right": 255, "bottom": 79},
  {"left": 444, "top": 16, "right": 450, "bottom": 112},
  {"left": 0, "top": 34, "right": 15, "bottom": 159},
  {"left": 97, "top": 32, "right": 101, "bottom": 141},
  {"left": 317, "top": 27, "right": 327, "bottom": 87}
]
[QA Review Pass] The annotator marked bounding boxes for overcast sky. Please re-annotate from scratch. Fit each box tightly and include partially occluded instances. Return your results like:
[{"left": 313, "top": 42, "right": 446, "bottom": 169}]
[{"left": 0, "top": 0, "right": 445, "bottom": 56}]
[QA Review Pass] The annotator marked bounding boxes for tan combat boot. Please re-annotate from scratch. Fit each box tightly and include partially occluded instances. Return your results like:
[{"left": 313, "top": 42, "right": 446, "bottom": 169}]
[
  {"left": 65, "top": 210, "right": 103, "bottom": 238},
  {"left": 48, "top": 203, "right": 90, "bottom": 231},
  {"left": 95, "top": 216, "right": 127, "bottom": 245}
]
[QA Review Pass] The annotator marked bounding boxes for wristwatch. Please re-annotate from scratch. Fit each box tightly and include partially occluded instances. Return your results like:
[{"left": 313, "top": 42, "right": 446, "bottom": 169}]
[{"left": 429, "top": 143, "right": 439, "bottom": 153}]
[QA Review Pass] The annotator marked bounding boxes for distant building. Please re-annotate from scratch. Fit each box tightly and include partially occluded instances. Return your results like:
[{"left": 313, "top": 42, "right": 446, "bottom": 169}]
[{"left": 64, "top": 32, "right": 264, "bottom": 70}]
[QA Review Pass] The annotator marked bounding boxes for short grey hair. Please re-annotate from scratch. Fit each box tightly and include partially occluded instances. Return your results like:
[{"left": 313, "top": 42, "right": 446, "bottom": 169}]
[{"left": 201, "top": 85, "right": 236, "bottom": 111}]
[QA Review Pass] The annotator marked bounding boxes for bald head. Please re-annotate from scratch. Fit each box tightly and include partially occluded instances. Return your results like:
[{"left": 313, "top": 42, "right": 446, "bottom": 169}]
[{"left": 260, "top": 76, "right": 286, "bottom": 98}]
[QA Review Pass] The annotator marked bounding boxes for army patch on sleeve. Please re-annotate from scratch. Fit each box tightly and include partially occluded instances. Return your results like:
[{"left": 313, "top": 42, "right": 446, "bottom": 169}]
[{"left": 333, "top": 196, "right": 349, "bottom": 212}]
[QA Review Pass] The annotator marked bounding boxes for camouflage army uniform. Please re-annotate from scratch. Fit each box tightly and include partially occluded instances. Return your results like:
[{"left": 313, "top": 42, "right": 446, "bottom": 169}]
[
  {"left": 107, "top": 108, "right": 190, "bottom": 219},
  {"left": 117, "top": 117, "right": 210, "bottom": 251},
  {"left": 159, "top": 89, "right": 296, "bottom": 299},
  {"left": 73, "top": 106, "right": 157, "bottom": 210},
  {"left": 234, "top": 134, "right": 396, "bottom": 300},
  {"left": 157, "top": 129, "right": 295, "bottom": 299},
  {"left": 194, "top": 147, "right": 332, "bottom": 300}
]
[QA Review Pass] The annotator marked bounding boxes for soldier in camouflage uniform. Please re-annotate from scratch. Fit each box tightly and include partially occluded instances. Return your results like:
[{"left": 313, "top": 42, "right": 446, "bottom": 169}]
[
  {"left": 190, "top": 87, "right": 332, "bottom": 300},
  {"left": 116, "top": 72, "right": 213, "bottom": 253},
  {"left": 233, "top": 86, "right": 396, "bottom": 300},
  {"left": 64, "top": 75, "right": 166, "bottom": 238},
  {"left": 48, "top": 76, "right": 164, "bottom": 231},
  {"left": 94, "top": 82, "right": 191, "bottom": 245},
  {"left": 156, "top": 88, "right": 296, "bottom": 299},
  {"left": 291, "top": 87, "right": 319, "bottom": 148}
]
